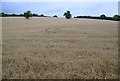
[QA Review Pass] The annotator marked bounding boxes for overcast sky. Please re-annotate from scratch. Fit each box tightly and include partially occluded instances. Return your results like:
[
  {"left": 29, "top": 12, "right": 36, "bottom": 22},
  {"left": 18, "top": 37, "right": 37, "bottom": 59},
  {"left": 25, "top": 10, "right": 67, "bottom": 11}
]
[
  {"left": 2, "top": 2, "right": 118, "bottom": 17},
  {"left": 1, "top": 0, "right": 119, "bottom": 2}
]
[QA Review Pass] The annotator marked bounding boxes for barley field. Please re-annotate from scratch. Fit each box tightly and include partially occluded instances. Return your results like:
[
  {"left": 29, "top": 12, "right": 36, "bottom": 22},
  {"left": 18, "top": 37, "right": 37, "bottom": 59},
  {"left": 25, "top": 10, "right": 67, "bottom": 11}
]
[{"left": 2, "top": 17, "right": 118, "bottom": 79}]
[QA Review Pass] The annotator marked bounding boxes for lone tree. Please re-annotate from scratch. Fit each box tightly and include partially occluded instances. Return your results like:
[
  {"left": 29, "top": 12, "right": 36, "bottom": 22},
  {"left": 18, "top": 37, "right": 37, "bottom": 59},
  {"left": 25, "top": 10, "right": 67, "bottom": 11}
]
[
  {"left": 24, "top": 10, "right": 32, "bottom": 19},
  {"left": 100, "top": 14, "right": 106, "bottom": 20},
  {"left": 63, "top": 10, "right": 72, "bottom": 19}
]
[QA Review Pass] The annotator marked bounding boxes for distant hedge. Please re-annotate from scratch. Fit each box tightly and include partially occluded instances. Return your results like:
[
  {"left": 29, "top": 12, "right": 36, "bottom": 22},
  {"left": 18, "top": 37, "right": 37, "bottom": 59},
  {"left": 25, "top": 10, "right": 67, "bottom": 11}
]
[
  {"left": 74, "top": 14, "right": 120, "bottom": 21},
  {"left": 0, "top": 13, "right": 48, "bottom": 17}
]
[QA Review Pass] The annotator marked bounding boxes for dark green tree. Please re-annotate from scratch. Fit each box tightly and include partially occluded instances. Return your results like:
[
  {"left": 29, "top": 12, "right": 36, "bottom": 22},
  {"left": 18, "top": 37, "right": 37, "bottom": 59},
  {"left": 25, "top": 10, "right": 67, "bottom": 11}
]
[
  {"left": 53, "top": 15, "right": 58, "bottom": 17},
  {"left": 24, "top": 10, "right": 32, "bottom": 19},
  {"left": 63, "top": 11, "right": 72, "bottom": 19},
  {"left": 12, "top": 13, "right": 16, "bottom": 16},
  {"left": 32, "top": 13, "right": 38, "bottom": 16},
  {"left": 40, "top": 14, "right": 44, "bottom": 17},
  {"left": 113, "top": 14, "right": 120, "bottom": 21},
  {"left": 20, "top": 14, "right": 23, "bottom": 16},
  {"left": 0, "top": 12, "right": 5, "bottom": 17},
  {"left": 100, "top": 14, "right": 106, "bottom": 19}
]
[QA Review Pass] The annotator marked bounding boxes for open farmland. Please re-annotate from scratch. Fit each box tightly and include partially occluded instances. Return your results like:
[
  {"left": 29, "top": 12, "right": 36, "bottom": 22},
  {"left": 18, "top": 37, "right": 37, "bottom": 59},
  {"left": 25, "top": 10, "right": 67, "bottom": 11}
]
[{"left": 2, "top": 17, "right": 118, "bottom": 79}]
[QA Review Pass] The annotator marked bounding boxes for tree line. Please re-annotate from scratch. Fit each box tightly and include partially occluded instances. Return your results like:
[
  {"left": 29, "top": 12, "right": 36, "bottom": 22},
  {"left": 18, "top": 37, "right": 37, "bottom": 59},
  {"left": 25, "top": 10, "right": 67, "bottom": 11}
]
[
  {"left": 0, "top": 12, "right": 49, "bottom": 17},
  {"left": 74, "top": 14, "right": 120, "bottom": 21},
  {"left": 0, "top": 10, "right": 120, "bottom": 21}
]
